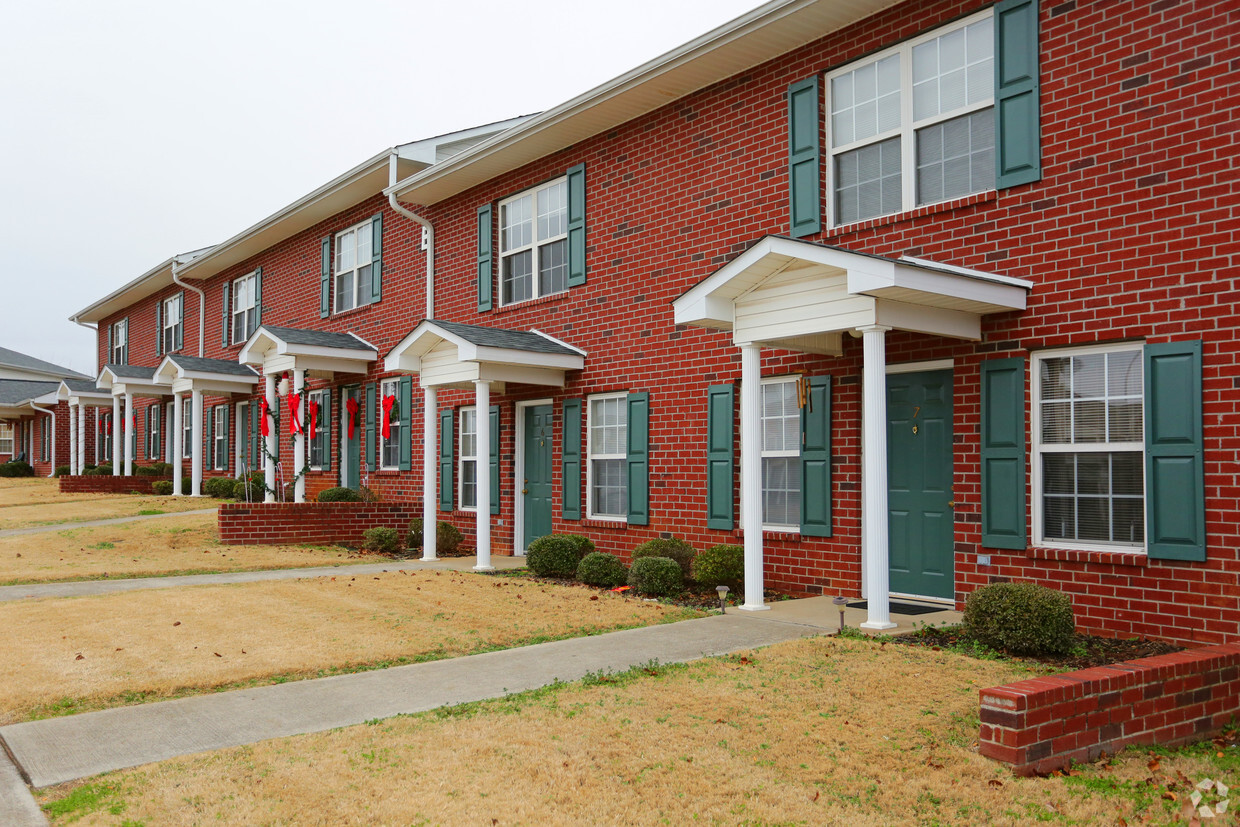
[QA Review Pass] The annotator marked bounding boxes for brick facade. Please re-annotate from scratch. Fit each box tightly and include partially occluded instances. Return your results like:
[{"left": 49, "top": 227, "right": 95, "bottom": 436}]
[
  {"left": 218, "top": 502, "right": 424, "bottom": 548},
  {"left": 58, "top": 474, "right": 161, "bottom": 495}
]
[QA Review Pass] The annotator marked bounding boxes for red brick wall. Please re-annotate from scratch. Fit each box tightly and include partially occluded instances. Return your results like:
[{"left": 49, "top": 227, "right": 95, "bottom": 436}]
[
  {"left": 218, "top": 501, "right": 427, "bottom": 547},
  {"left": 58, "top": 475, "right": 160, "bottom": 495},
  {"left": 980, "top": 644, "right": 1240, "bottom": 776}
]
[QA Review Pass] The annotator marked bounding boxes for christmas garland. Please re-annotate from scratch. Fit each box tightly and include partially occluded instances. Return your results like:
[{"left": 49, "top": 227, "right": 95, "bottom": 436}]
[{"left": 251, "top": 398, "right": 311, "bottom": 501}]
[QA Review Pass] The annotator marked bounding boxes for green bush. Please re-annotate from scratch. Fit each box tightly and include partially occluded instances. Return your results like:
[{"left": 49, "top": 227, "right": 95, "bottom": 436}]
[
  {"left": 0, "top": 461, "right": 35, "bottom": 478},
  {"left": 577, "top": 552, "right": 629, "bottom": 588},
  {"left": 135, "top": 465, "right": 164, "bottom": 477},
  {"left": 627, "top": 556, "right": 683, "bottom": 597},
  {"left": 85, "top": 464, "right": 112, "bottom": 476},
  {"left": 150, "top": 462, "right": 172, "bottom": 476},
  {"left": 204, "top": 477, "right": 235, "bottom": 498},
  {"left": 54, "top": 465, "right": 71, "bottom": 478},
  {"left": 526, "top": 534, "right": 595, "bottom": 578},
  {"left": 963, "top": 582, "right": 1076, "bottom": 657},
  {"left": 631, "top": 537, "right": 696, "bottom": 580},
  {"left": 407, "top": 519, "right": 463, "bottom": 555},
  {"left": 362, "top": 526, "right": 402, "bottom": 555},
  {"left": 691, "top": 544, "right": 744, "bottom": 592},
  {"left": 318, "top": 487, "right": 363, "bottom": 503},
  {"left": 233, "top": 472, "right": 264, "bottom": 502},
  {"left": 181, "top": 476, "right": 193, "bottom": 493},
  {"left": 152, "top": 480, "right": 174, "bottom": 496}
]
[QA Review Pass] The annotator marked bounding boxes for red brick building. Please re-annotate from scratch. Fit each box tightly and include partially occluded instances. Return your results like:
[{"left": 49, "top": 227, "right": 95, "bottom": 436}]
[
  {"left": 72, "top": 0, "right": 1239, "bottom": 645},
  {"left": 0, "top": 347, "right": 96, "bottom": 476}
]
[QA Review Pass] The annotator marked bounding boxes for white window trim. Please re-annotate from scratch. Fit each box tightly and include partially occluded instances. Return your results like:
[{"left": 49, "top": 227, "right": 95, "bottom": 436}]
[
  {"left": 498, "top": 176, "right": 569, "bottom": 307},
  {"left": 825, "top": 8, "right": 995, "bottom": 228},
  {"left": 306, "top": 391, "right": 327, "bottom": 471},
  {"left": 112, "top": 319, "right": 128, "bottom": 365},
  {"left": 163, "top": 295, "right": 182, "bottom": 353},
  {"left": 1030, "top": 342, "right": 1146, "bottom": 554},
  {"left": 333, "top": 219, "right": 373, "bottom": 314},
  {"left": 586, "top": 391, "right": 627, "bottom": 522},
  {"left": 0, "top": 422, "right": 13, "bottom": 455},
  {"left": 458, "top": 406, "right": 478, "bottom": 512},
  {"left": 232, "top": 271, "right": 258, "bottom": 344},
  {"left": 212, "top": 406, "right": 228, "bottom": 471},
  {"left": 182, "top": 399, "right": 193, "bottom": 460},
  {"left": 379, "top": 379, "right": 400, "bottom": 471}
]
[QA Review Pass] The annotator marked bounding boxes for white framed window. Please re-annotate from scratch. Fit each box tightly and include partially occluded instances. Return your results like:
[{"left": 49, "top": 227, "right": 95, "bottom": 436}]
[
  {"left": 827, "top": 9, "right": 995, "bottom": 226},
  {"left": 1032, "top": 344, "right": 1145, "bottom": 551},
  {"left": 162, "top": 294, "right": 182, "bottom": 353},
  {"left": 587, "top": 393, "right": 627, "bottom": 520},
  {"left": 458, "top": 407, "right": 478, "bottom": 510},
  {"left": 0, "top": 422, "right": 12, "bottom": 454},
  {"left": 499, "top": 177, "right": 568, "bottom": 305},
  {"left": 307, "top": 392, "right": 328, "bottom": 470},
  {"left": 145, "top": 407, "right": 157, "bottom": 459},
  {"left": 379, "top": 379, "right": 400, "bottom": 470},
  {"left": 40, "top": 420, "right": 50, "bottom": 462},
  {"left": 102, "top": 413, "right": 113, "bottom": 462},
  {"left": 760, "top": 377, "right": 801, "bottom": 530},
  {"left": 334, "top": 220, "right": 373, "bottom": 313},
  {"left": 182, "top": 398, "right": 193, "bottom": 460},
  {"left": 165, "top": 402, "right": 175, "bottom": 465},
  {"left": 111, "top": 319, "right": 128, "bottom": 365},
  {"left": 213, "top": 406, "right": 228, "bottom": 470},
  {"left": 232, "top": 271, "right": 258, "bottom": 343}
]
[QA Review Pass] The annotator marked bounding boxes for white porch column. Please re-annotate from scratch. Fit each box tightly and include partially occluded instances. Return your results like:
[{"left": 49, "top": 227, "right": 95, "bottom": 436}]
[
  {"left": 111, "top": 395, "right": 121, "bottom": 474},
  {"left": 422, "top": 385, "right": 438, "bottom": 561},
  {"left": 293, "top": 370, "right": 307, "bottom": 503},
  {"left": 191, "top": 389, "right": 204, "bottom": 497},
  {"left": 234, "top": 402, "right": 244, "bottom": 478},
  {"left": 473, "top": 379, "right": 493, "bottom": 572},
  {"left": 859, "top": 325, "right": 896, "bottom": 631},
  {"left": 94, "top": 408, "right": 100, "bottom": 465},
  {"left": 68, "top": 404, "right": 77, "bottom": 475},
  {"left": 48, "top": 407, "right": 56, "bottom": 477},
  {"left": 738, "top": 343, "right": 768, "bottom": 611},
  {"left": 123, "top": 392, "right": 134, "bottom": 476},
  {"left": 172, "top": 393, "right": 184, "bottom": 495},
  {"left": 264, "top": 374, "right": 277, "bottom": 503}
]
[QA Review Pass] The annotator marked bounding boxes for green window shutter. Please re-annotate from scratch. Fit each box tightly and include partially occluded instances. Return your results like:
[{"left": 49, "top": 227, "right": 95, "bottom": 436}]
[
  {"left": 787, "top": 75, "right": 822, "bottom": 238},
  {"left": 1145, "top": 341, "right": 1205, "bottom": 561},
  {"left": 489, "top": 404, "right": 500, "bottom": 515},
  {"left": 980, "top": 358, "right": 1027, "bottom": 549},
  {"left": 364, "top": 382, "right": 376, "bottom": 470},
  {"left": 254, "top": 267, "right": 262, "bottom": 328},
  {"left": 995, "top": 0, "right": 1042, "bottom": 188},
  {"left": 626, "top": 392, "right": 650, "bottom": 526},
  {"left": 320, "top": 236, "right": 332, "bottom": 318},
  {"left": 156, "top": 302, "right": 163, "bottom": 356},
  {"left": 370, "top": 213, "right": 383, "bottom": 303},
  {"left": 221, "top": 282, "right": 231, "bottom": 347},
  {"left": 322, "top": 389, "right": 333, "bottom": 472},
  {"left": 477, "top": 204, "right": 493, "bottom": 312},
  {"left": 222, "top": 406, "right": 230, "bottom": 473},
  {"left": 205, "top": 406, "right": 214, "bottom": 468},
  {"left": 174, "top": 298, "right": 184, "bottom": 351},
  {"left": 439, "top": 408, "right": 454, "bottom": 512},
  {"left": 706, "top": 383, "right": 735, "bottom": 530},
  {"left": 398, "top": 376, "right": 412, "bottom": 471},
  {"left": 800, "top": 375, "right": 832, "bottom": 537},
  {"left": 106, "top": 324, "right": 113, "bottom": 365},
  {"left": 566, "top": 163, "right": 587, "bottom": 287},
  {"left": 562, "top": 398, "right": 583, "bottom": 520}
]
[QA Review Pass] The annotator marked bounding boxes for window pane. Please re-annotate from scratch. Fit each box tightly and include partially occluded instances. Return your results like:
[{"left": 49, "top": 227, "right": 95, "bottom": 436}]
[
  {"left": 338, "top": 230, "right": 355, "bottom": 271},
  {"left": 357, "top": 264, "right": 372, "bottom": 306},
  {"left": 461, "top": 460, "right": 477, "bottom": 508},
  {"left": 538, "top": 238, "right": 568, "bottom": 296},
  {"left": 501, "top": 195, "right": 532, "bottom": 252},
  {"left": 1041, "top": 452, "right": 1144, "bottom": 545},
  {"left": 501, "top": 250, "right": 533, "bottom": 304},
  {"left": 832, "top": 55, "right": 899, "bottom": 145},
  {"left": 835, "top": 137, "right": 902, "bottom": 224},
  {"left": 537, "top": 181, "right": 567, "bottom": 240},
  {"left": 336, "top": 272, "right": 354, "bottom": 311},
  {"left": 916, "top": 110, "right": 995, "bottom": 205},
  {"left": 913, "top": 19, "right": 994, "bottom": 121},
  {"left": 762, "top": 457, "right": 802, "bottom": 526},
  {"left": 591, "top": 458, "right": 626, "bottom": 517},
  {"left": 357, "top": 223, "right": 372, "bottom": 263},
  {"left": 461, "top": 409, "right": 477, "bottom": 459}
]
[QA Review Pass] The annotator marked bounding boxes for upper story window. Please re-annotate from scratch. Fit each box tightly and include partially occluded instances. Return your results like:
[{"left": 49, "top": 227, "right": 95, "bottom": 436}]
[
  {"left": 827, "top": 10, "right": 995, "bottom": 225},
  {"left": 500, "top": 178, "right": 568, "bottom": 305},
  {"left": 162, "top": 294, "right": 182, "bottom": 354},
  {"left": 335, "top": 220, "right": 373, "bottom": 313},
  {"left": 587, "top": 393, "right": 627, "bottom": 520},
  {"left": 232, "top": 271, "right": 258, "bottom": 343},
  {"left": 110, "top": 318, "right": 128, "bottom": 365},
  {"left": 459, "top": 407, "right": 478, "bottom": 510}
]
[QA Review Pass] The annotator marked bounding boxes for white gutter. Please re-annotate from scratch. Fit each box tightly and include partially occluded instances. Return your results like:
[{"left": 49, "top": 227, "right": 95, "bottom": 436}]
[
  {"left": 387, "top": 153, "right": 436, "bottom": 320},
  {"left": 28, "top": 402, "right": 55, "bottom": 477},
  {"left": 172, "top": 257, "right": 206, "bottom": 358}
]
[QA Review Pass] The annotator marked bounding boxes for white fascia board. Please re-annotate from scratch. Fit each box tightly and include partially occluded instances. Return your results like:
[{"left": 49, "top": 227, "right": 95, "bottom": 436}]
[
  {"left": 31, "top": 391, "right": 60, "bottom": 405},
  {"left": 854, "top": 263, "right": 1029, "bottom": 312},
  {"left": 898, "top": 255, "right": 1034, "bottom": 290},
  {"left": 470, "top": 345, "right": 584, "bottom": 372}
]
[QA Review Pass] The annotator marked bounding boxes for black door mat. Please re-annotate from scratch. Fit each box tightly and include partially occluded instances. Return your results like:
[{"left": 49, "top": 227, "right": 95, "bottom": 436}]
[{"left": 847, "top": 600, "right": 949, "bottom": 616}]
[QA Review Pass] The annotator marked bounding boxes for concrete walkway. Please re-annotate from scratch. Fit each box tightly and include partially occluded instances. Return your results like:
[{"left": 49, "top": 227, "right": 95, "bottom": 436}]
[{"left": 0, "top": 508, "right": 218, "bottom": 539}]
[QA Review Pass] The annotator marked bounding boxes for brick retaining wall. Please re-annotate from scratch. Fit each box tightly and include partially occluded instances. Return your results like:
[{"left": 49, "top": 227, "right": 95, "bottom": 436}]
[
  {"left": 58, "top": 475, "right": 160, "bottom": 495},
  {"left": 218, "top": 502, "right": 424, "bottom": 547},
  {"left": 980, "top": 645, "right": 1240, "bottom": 776}
]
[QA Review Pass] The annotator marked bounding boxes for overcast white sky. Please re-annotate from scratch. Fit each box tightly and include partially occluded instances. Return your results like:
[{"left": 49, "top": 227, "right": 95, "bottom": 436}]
[{"left": 0, "top": 0, "right": 761, "bottom": 376}]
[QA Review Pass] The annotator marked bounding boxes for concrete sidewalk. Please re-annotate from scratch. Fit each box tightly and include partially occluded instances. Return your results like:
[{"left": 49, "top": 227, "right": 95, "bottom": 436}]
[{"left": 0, "top": 508, "right": 218, "bottom": 539}]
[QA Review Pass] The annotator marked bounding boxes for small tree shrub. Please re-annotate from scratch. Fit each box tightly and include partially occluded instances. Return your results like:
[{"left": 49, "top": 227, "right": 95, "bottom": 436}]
[
  {"left": 318, "top": 487, "right": 363, "bottom": 503},
  {"left": 577, "top": 552, "right": 628, "bottom": 588},
  {"left": 150, "top": 462, "right": 172, "bottom": 477},
  {"left": 135, "top": 465, "right": 164, "bottom": 477},
  {"left": 85, "top": 464, "right": 112, "bottom": 476},
  {"left": 233, "top": 472, "right": 264, "bottom": 502},
  {"left": 362, "top": 526, "right": 402, "bottom": 556},
  {"left": 527, "top": 534, "right": 594, "bottom": 578},
  {"left": 407, "top": 519, "right": 464, "bottom": 555},
  {"left": 691, "top": 544, "right": 744, "bottom": 592},
  {"left": 0, "top": 462, "right": 36, "bottom": 478},
  {"left": 54, "top": 465, "right": 71, "bottom": 477},
  {"left": 152, "top": 480, "right": 174, "bottom": 496},
  {"left": 181, "top": 476, "right": 193, "bottom": 493},
  {"left": 627, "top": 556, "right": 683, "bottom": 597},
  {"left": 631, "top": 537, "right": 696, "bottom": 580},
  {"left": 203, "top": 477, "right": 235, "bottom": 498},
  {"left": 963, "top": 582, "right": 1076, "bottom": 657}
]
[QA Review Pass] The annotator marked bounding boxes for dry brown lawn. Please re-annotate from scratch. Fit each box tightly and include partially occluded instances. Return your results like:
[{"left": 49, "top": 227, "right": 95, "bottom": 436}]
[
  {"left": 0, "top": 478, "right": 213, "bottom": 530},
  {"left": 0, "top": 512, "right": 357, "bottom": 585},
  {"left": 1, "top": 570, "right": 697, "bottom": 724},
  {"left": 41, "top": 635, "right": 1218, "bottom": 826}
]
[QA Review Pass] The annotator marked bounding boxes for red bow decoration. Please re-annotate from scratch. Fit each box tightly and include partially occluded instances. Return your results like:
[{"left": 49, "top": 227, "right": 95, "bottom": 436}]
[
  {"left": 287, "top": 393, "right": 303, "bottom": 435},
  {"left": 346, "top": 398, "right": 359, "bottom": 439},
  {"left": 259, "top": 397, "right": 271, "bottom": 437},
  {"left": 308, "top": 401, "right": 319, "bottom": 441},
  {"left": 381, "top": 395, "right": 397, "bottom": 440}
]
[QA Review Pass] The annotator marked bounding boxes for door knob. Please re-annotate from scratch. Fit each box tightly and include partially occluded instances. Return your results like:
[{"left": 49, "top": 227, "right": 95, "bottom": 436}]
[
  {"left": 947, "top": 501, "right": 956, "bottom": 507},
  {"left": 522, "top": 489, "right": 528, "bottom": 494}
]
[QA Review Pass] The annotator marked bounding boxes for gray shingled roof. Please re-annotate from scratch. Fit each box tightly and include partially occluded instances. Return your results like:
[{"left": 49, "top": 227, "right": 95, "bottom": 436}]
[
  {"left": 61, "top": 378, "right": 104, "bottom": 394},
  {"left": 0, "top": 346, "right": 89, "bottom": 379},
  {"left": 103, "top": 364, "right": 157, "bottom": 380},
  {"left": 430, "top": 320, "right": 580, "bottom": 356},
  {"left": 261, "top": 325, "right": 374, "bottom": 351},
  {"left": 164, "top": 355, "right": 259, "bottom": 378},
  {"left": 0, "top": 380, "right": 59, "bottom": 405}
]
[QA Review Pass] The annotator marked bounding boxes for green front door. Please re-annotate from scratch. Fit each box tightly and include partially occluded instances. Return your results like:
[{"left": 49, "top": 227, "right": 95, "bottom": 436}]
[
  {"left": 342, "top": 386, "right": 362, "bottom": 490},
  {"left": 523, "top": 405, "right": 554, "bottom": 549},
  {"left": 887, "top": 370, "right": 955, "bottom": 600}
]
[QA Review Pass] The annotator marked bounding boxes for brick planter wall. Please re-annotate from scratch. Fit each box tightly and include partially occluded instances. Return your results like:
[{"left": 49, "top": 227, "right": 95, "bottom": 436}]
[
  {"left": 58, "top": 475, "right": 160, "bottom": 495},
  {"left": 218, "top": 502, "right": 425, "bottom": 547},
  {"left": 980, "top": 645, "right": 1240, "bottom": 776}
]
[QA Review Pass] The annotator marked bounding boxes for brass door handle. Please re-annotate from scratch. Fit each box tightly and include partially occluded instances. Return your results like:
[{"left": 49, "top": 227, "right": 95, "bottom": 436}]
[
  {"left": 522, "top": 489, "right": 528, "bottom": 494},
  {"left": 947, "top": 501, "right": 956, "bottom": 507}
]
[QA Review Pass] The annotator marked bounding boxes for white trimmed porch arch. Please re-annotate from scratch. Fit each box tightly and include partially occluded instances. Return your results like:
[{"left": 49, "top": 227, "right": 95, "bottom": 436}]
[{"left": 673, "top": 235, "right": 1031, "bottom": 628}]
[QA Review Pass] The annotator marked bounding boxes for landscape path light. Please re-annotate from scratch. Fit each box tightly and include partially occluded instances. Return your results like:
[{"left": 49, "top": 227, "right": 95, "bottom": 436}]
[
  {"left": 832, "top": 596, "right": 849, "bottom": 632},
  {"left": 716, "top": 585, "right": 729, "bottom": 614}
]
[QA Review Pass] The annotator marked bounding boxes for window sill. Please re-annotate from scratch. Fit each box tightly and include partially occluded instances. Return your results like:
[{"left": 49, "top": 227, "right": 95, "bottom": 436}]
[
  {"left": 731, "top": 528, "right": 805, "bottom": 542},
  {"left": 822, "top": 190, "right": 998, "bottom": 240},
  {"left": 583, "top": 518, "right": 628, "bottom": 530},
  {"left": 492, "top": 290, "right": 570, "bottom": 316},
  {"left": 332, "top": 300, "right": 381, "bottom": 320},
  {"left": 1025, "top": 546, "right": 1148, "bottom": 567}
]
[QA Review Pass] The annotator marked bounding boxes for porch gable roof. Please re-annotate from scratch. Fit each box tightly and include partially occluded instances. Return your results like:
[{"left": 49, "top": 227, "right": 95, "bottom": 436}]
[
  {"left": 237, "top": 325, "right": 377, "bottom": 378},
  {"left": 384, "top": 320, "right": 584, "bottom": 390}
]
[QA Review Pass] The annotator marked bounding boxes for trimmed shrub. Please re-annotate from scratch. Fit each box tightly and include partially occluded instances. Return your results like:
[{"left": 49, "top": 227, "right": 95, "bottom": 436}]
[
  {"left": 631, "top": 537, "right": 696, "bottom": 580},
  {"left": 54, "top": 465, "right": 71, "bottom": 478},
  {"left": 577, "top": 552, "right": 629, "bottom": 588},
  {"left": 85, "top": 464, "right": 112, "bottom": 476},
  {"left": 527, "top": 534, "right": 594, "bottom": 578},
  {"left": 204, "top": 477, "right": 235, "bottom": 498},
  {"left": 135, "top": 465, "right": 164, "bottom": 477},
  {"left": 181, "top": 476, "right": 192, "bottom": 493},
  {"left": 150, "top": 462, "right": 172, "bottom": 476},
  {"left": 362, "top": 526, "right": 402, "bottom": 555},
  {"left": 627, "top": 556, "right": 683, "bottom": 597},
  {"left": 233, "top": 472, "right": 264, "bottom": 502},
  {"left": 152, "top": 480, "right": 174, "bottom": 496},
  {"left": 963, "top": 582, "right": 1076, "bottom": 657},
  {"left": 318, "top": 487, "right": 363, "bottom": 503},
  {"left": 692, "top": 544, "right": 744, "bottom": 592},
  {"left": 407, "top": 519, "right": 463, "bottom": 555},
  {"left": 0, "top": 461, "right": 35, "bottom": 478}
]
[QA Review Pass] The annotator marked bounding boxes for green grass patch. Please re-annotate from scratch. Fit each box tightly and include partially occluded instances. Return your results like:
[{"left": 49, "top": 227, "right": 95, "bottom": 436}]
[{"left": 42, "top": 780, "right": 129, "bottom": 821}]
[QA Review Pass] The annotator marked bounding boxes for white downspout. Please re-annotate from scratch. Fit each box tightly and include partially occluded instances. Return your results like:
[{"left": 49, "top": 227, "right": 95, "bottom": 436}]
[
  {"left": 387, "top": 153, "right": 435, "bottom": 320},
  {"left": 172, "top": 258, "right": 206, "bottom": 357},
  {"left": 30, "top": 403, "right": 55, "bottom": 478}
]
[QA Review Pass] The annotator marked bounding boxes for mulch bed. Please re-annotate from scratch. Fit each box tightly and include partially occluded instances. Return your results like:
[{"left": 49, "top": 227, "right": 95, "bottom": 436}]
[{"left": 892, "top": 625, "right": 1183, "bottom": 670}]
